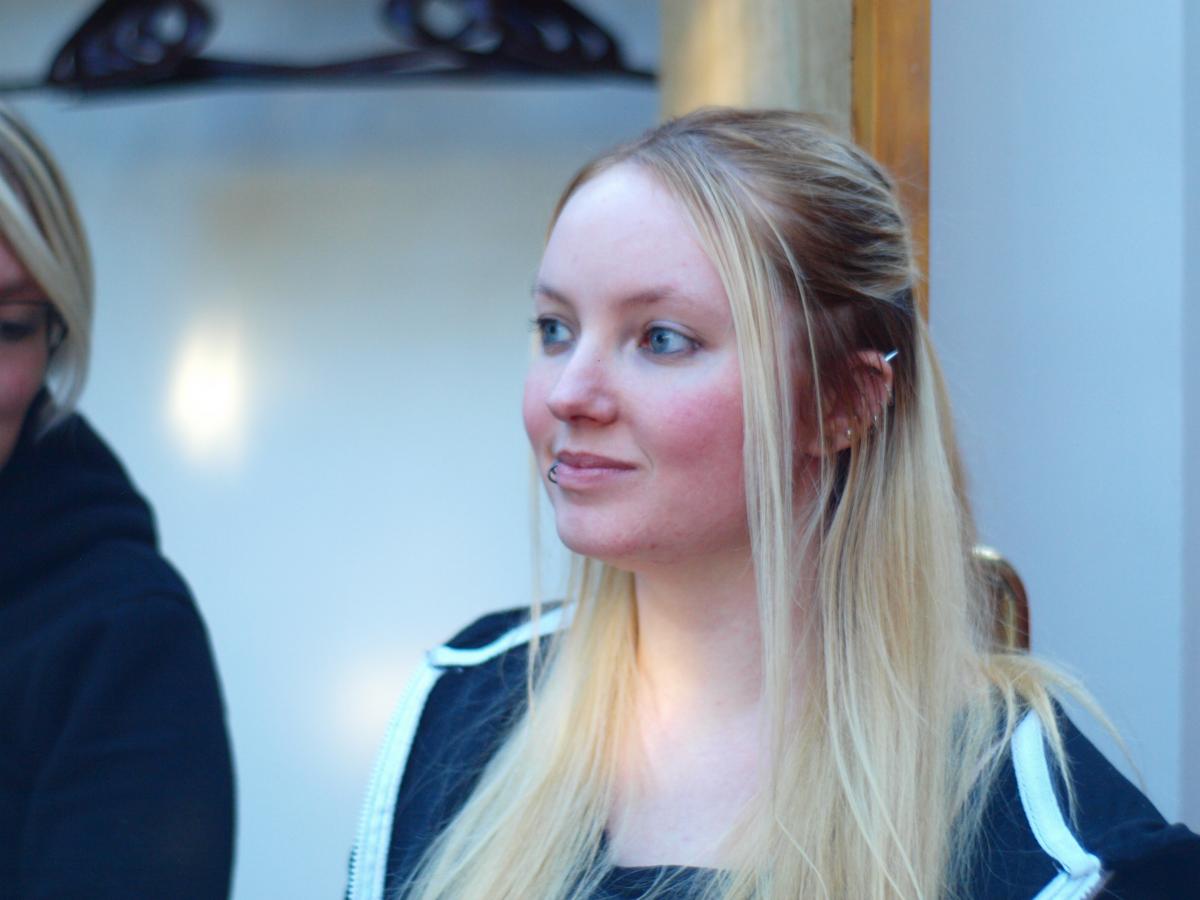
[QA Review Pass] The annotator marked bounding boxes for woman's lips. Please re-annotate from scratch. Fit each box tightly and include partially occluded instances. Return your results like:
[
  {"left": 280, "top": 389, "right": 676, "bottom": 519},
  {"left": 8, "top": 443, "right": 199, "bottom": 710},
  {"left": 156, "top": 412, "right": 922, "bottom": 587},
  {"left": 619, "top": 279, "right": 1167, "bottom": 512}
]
[{"left": 552, "top": 450, "right": 636, "bottom": 489}]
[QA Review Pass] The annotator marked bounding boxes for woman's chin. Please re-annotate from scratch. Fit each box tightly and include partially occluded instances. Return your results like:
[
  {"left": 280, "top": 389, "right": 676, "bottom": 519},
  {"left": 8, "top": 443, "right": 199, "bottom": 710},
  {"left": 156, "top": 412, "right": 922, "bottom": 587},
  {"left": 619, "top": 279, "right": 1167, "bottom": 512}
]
[{"left": 554, "top": 522, "right": 645, "bottom": 568}]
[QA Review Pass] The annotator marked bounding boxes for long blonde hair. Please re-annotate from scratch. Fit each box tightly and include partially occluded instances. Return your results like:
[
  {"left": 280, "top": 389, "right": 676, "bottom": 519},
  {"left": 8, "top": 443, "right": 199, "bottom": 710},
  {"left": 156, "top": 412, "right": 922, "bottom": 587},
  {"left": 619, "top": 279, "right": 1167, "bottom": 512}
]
[
  {"left": 406, "top": 108, "right": 1075, "bottom": 899},
  {"left": 0, "top": 104, "right": 93, "bottom": 430}
]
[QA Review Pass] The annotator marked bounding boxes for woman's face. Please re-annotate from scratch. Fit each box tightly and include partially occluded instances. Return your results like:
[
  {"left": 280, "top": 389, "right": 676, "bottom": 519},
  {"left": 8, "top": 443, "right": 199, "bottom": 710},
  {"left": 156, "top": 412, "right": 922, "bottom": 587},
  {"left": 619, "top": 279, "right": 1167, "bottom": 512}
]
[
  {"left": 0, "top": 240, "right": 50, "bottom": 469},
  {"left": 523, "top": 163, "right": 749, "bottom": 569}
]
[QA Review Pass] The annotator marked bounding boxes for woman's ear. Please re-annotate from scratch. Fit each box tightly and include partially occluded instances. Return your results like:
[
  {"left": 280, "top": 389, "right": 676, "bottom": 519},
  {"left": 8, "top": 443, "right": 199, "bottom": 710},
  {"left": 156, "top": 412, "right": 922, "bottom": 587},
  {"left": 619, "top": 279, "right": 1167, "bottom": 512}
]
[{"left": 801, "top": 349, "right": 895, "bottom": 457}]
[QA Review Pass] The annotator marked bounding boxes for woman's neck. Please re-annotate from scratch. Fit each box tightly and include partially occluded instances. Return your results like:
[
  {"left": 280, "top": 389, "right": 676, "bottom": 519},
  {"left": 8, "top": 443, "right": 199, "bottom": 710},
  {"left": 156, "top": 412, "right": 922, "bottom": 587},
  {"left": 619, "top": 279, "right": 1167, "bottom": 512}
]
[
  {"left": 631, "top": 552, "right": 764, "bottom": 727},
  {"left": 606, "top": 551, "right": 767, "bottom": 867}
]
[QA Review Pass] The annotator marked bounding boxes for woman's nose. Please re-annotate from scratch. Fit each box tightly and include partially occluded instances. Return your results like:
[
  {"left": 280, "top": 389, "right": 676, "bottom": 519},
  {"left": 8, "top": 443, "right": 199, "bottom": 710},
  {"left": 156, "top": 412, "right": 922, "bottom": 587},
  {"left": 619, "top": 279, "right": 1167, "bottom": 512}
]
[{"left": 545, "top": 343, "right": 618, "bottom": 425}]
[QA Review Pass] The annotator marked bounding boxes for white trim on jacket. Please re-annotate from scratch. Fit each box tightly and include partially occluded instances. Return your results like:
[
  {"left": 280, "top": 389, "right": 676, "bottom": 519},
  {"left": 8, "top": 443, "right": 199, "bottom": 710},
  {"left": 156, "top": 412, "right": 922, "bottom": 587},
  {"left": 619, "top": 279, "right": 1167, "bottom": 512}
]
[
  {"left": 1014, "top": 712, "right": 1108, "bottom": 900},
  {"left": 346, "top": 607, "right": 566, "bottom": 900}
]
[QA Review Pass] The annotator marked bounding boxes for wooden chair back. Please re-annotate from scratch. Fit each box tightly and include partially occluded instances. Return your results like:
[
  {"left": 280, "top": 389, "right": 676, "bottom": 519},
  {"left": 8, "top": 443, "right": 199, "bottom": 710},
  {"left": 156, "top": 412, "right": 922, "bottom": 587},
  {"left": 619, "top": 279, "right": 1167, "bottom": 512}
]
[{"left": 973, "top": 545, "right": 1031, "bottom": 651}]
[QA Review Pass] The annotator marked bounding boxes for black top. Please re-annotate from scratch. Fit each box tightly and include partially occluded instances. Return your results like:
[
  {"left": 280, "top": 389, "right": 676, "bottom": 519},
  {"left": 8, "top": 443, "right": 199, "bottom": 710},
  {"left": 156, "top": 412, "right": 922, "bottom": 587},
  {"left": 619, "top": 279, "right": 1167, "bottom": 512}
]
[
  {"left": 370, "top": 608, "right": 1200, "bottom": 899},
  {"left": 0, "top": 406, "right": 235, "bottom": 899}
]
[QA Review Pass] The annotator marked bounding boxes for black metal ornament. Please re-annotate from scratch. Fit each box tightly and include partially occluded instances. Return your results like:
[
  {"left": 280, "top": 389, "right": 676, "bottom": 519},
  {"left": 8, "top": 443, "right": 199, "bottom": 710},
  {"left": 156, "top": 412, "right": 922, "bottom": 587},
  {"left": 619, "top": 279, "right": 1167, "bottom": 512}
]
[
  {"left": 47, "top": 0, "right": 215, "bottom": 92},
  {"left": 383, "top": 0, "right": 632, "bottom": 75},
  {"left": 0, "top": 0, "right": 653, "bottom": 96}
]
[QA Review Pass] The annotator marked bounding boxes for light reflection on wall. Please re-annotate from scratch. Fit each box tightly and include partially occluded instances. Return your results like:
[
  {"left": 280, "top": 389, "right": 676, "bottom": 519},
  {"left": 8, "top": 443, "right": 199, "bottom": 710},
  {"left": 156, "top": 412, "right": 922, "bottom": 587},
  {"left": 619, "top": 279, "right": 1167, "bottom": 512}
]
[
  {"left": 167, "top": 321, "right": 249, "bottom": 466},
  {"left": 327, "top": 656, "right": 413, "bottom": 762}
]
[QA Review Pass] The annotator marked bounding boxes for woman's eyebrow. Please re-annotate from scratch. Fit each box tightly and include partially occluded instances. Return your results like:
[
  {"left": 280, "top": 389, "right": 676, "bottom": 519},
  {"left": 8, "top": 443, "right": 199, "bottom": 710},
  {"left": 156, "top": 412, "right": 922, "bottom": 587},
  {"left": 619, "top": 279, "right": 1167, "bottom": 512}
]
[
  {"left": 618, "top": 286, "right": 690, "bottom": 308},
  {"left": 0, "top": 282, "right": 42, "bottom": 303},
  {"left": 531, "top": 281, "right": 572, "bottom": 306},
  {"left": 532, "top": 282, "right": 690, "bottom": 309}
]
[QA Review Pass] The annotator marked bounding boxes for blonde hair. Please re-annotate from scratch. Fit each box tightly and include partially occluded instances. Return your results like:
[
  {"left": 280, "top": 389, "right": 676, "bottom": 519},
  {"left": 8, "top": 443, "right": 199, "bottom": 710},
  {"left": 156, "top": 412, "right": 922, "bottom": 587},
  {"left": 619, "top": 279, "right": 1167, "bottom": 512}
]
[
  {"left": 406, "top": 109, "right": 1079, "bottom": 899},
  {"left": 0, "top": 104, "right": 93, "bottom": 430}
]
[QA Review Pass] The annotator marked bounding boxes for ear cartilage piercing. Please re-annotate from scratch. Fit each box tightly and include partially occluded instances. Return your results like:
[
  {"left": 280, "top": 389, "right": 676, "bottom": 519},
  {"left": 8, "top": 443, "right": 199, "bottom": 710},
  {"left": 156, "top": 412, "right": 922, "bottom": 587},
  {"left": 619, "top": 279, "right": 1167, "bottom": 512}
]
[
  {"left": 883, "top": 349, "right": 899, "bottom": 363},
  {"left": 547, "top": 463, "right": 560, "bottom": 484}
]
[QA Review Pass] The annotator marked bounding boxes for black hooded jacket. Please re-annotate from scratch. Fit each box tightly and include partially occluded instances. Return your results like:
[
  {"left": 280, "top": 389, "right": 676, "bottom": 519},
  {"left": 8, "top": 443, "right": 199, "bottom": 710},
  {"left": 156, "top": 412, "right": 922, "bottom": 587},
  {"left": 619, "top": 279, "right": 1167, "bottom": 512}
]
[
  {"left": 0, "top": 407, "right": 234, "bottom": 899},
  {"left": 348, "top": 608, "right": 1200, "bottom": 900}
]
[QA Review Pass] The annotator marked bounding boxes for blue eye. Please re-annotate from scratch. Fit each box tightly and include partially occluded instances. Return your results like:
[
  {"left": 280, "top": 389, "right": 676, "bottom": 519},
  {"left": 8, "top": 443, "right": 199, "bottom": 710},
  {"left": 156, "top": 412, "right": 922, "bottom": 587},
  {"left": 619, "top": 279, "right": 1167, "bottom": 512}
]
[
  {"left": 533, "top": 316, "right": 573, "bottom": 350},
  {"left": 642, "top": 326, "right": 696, "bottom": 356}
]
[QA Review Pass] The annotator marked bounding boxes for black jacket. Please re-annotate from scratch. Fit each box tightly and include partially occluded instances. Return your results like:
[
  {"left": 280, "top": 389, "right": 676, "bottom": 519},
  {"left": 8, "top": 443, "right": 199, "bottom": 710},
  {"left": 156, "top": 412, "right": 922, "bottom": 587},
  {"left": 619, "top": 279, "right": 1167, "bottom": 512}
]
[
  {"left": 348, "top": 607, "right": 1200, "bottom": 899},
  {"left": 0, "top": 409, "right": 235, "bottom": 899}
]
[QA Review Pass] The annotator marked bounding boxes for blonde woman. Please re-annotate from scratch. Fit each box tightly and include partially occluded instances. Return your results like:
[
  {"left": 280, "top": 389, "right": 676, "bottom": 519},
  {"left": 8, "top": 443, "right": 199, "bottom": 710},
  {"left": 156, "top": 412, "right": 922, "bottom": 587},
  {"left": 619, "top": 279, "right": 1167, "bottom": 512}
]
[
  {"left": 348, "top": 109, "right": 1199, "bottom": 899},
  {"left": 0, "top": 105, "right": 234, "bottom": 898}
]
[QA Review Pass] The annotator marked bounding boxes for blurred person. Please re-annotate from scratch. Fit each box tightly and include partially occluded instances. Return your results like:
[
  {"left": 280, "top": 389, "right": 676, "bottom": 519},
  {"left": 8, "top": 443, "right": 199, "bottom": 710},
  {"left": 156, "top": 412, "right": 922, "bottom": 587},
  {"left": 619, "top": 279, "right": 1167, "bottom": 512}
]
[
  {"left": 348, "top": 109, "right": 1200, "bottom": 899},
  {"left": 0, "top": 105, "right": 234, "bottom": 899}
]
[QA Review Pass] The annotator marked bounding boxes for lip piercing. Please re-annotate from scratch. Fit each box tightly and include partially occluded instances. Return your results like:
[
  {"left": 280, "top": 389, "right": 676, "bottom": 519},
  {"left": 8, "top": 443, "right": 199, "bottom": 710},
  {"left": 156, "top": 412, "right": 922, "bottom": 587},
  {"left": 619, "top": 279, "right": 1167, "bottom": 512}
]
[{"left": 547, "top": 462, "right": 560, "bottom": 484}]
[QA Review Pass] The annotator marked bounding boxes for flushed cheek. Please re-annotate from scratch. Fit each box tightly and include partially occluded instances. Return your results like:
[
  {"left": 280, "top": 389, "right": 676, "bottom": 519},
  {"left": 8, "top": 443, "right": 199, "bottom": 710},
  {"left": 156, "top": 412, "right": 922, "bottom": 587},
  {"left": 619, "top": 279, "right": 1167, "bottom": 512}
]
[
  {"left": 623, "top": 378, "right": 748, "bottom": 553},
  {"left": 657, "top": 387, "right": 742, "bottom": 462},
  {"left": 0, "top": 354, "right": 48, "bottom": 467},
  {"left": 650, "top": 384, "right": 744, "bottom": 496},
  {"left": 521, "top": 369, "right": 555, "bottom": 459},
  {"left": 0, "top": 356, "right": 45, "bottom": 415}
]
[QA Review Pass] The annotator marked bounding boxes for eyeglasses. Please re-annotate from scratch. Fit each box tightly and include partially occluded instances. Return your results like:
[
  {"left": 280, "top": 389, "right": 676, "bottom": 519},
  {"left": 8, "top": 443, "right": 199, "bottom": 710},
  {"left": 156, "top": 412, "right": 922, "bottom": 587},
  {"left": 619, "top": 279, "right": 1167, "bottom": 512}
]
[{"left": 0, "top": 299, "right": 67, "bottom": 355}]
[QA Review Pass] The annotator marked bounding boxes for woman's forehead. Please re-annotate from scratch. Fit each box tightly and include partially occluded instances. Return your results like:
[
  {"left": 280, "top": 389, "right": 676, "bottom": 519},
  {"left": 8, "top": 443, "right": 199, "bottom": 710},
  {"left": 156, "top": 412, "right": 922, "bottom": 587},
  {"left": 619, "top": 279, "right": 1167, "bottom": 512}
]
[{"left": 539, "top": 164, "right": 723, "bottom": 307}]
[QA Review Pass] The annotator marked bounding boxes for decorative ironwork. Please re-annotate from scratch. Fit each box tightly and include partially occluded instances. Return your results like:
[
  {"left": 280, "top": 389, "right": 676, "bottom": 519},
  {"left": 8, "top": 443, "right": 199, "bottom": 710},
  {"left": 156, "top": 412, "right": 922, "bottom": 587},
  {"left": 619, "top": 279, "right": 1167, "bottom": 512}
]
[{"left": 0, "top": 0, "right": 653, "bottom": 96}]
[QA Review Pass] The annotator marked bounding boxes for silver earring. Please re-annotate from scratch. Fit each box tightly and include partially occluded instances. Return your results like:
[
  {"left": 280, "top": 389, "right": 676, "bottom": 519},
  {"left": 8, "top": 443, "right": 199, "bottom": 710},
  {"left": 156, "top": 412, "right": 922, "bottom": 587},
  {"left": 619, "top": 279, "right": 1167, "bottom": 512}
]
[
  {"left": 547, "top": 463, "right": 560, "bottom": 484},
  {"left": 884, "top": 349, "right": 899, "bottom": 406}
]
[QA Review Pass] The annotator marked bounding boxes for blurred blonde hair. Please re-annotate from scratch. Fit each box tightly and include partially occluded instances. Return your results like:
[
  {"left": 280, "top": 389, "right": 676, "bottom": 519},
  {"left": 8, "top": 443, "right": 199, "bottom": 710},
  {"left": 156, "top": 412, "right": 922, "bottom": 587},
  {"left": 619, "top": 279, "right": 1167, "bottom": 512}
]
[
  {"left": 0, "top": 104, "right": 93, "bottom": 430},
  {"left": 406, "top": 108, "right": 1080, "bottom": 899}
]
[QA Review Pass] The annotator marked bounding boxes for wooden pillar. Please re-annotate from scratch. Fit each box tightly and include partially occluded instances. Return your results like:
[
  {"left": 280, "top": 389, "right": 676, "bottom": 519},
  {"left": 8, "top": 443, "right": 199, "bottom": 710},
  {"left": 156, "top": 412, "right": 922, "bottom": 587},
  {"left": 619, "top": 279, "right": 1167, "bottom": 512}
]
[
  {"left": 660, "top": 0, "right": 930, "bottom": 314},
  {"left": 852, "top": 0, "right": 930, "bottom": 316},
  {"left": 660, "top": 0, "right": 853, "bottom": 135}
]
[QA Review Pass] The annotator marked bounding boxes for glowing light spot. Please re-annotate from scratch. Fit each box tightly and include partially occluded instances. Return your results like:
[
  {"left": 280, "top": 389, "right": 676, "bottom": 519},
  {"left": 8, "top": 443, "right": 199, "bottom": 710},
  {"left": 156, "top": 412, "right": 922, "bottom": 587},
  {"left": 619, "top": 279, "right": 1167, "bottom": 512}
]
[
  {"left": 167, "top": 324, "right": 248, "bottom": 465},
  {"left": 327, "top": 655, "right": 414, "bottom": 761}
]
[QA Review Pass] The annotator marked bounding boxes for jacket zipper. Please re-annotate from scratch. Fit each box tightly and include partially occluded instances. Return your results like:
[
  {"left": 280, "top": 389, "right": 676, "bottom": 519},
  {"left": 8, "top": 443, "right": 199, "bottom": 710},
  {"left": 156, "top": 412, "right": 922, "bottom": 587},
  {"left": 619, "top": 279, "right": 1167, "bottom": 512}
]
[{"left": 345, "top": 661, "right": 442, "bottom": 900}]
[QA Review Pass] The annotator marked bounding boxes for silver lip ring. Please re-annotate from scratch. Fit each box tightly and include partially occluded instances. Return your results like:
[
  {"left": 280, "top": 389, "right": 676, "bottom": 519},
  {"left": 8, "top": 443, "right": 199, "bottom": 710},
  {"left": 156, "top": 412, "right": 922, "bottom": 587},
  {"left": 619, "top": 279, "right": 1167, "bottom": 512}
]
[{"left": 547, "top": 462, "right": 560, "bottom": 484}]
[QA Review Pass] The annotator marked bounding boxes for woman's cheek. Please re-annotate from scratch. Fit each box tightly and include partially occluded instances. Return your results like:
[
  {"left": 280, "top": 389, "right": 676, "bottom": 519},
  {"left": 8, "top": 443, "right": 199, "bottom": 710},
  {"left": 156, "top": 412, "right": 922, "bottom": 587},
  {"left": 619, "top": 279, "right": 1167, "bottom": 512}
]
[
  {"left": 0, "top": 349, "right": 45, "bottom": 413},
  {"left": 521, "top": 368, "right": 553, "bottom": 451},
  {"left": 656, "top": 373, "right": 743, "bottom": 468},
  {"left": 0, "top": 349, "right": 47, "bottom": 468}
]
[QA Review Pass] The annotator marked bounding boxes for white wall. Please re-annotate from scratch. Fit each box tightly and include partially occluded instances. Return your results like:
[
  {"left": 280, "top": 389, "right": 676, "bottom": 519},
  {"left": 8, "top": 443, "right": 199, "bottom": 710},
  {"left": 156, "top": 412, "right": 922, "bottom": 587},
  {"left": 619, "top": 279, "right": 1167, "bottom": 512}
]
[
  {"left": 931, "top": 1, "right": 1191, "bottom": 823},
  {"left": 1, "top": 2, "right": 659, "bottom": 897},
  {"left": 1183, "top": 0, "right": 1200, "bottom": 828}
]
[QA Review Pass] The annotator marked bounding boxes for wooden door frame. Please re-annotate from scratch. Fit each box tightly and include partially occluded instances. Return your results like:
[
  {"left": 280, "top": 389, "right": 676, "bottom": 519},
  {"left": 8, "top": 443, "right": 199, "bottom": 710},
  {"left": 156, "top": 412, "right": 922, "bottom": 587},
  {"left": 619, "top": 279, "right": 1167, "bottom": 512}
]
[
  {"left": 660, "top": 0, "right": 930, "bottom": 317},
  {"left": 852, "top": 0, "right": 930, "bottom": 317}
]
